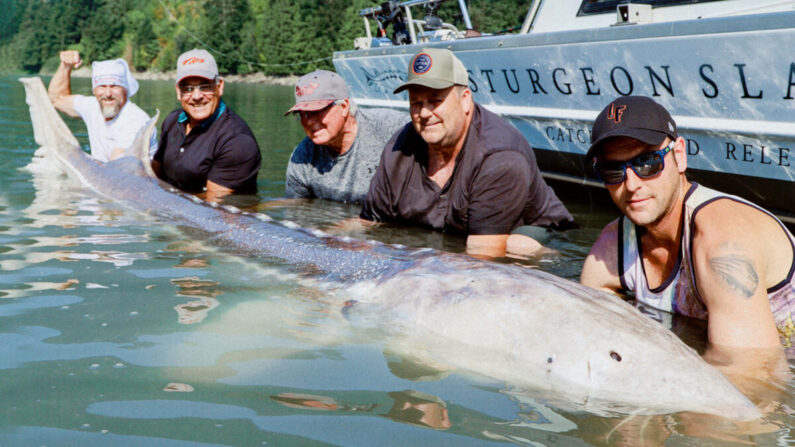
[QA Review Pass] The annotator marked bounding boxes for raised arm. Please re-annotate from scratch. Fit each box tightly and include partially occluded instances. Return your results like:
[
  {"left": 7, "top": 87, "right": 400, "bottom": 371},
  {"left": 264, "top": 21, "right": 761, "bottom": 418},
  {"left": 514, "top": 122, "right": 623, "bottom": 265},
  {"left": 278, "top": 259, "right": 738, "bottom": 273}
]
[{"left": 47, "top": 50, "right": 82, "bottom": 118}]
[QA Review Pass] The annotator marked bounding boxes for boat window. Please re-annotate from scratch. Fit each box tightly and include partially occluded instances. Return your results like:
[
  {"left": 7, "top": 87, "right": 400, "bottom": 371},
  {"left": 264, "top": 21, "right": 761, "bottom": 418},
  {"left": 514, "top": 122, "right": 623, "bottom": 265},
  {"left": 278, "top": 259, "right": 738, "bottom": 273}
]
[{"left": 578, "top": 0, "right": 724, "bottom": 16}]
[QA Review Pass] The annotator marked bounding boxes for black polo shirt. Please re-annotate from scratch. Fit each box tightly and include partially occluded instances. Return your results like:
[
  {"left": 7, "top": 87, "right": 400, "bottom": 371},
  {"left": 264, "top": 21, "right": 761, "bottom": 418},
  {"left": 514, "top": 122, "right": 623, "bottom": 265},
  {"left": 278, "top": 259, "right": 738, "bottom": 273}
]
[
  {"left": 154, "top": 101, "right": 261, "bottom": 194},
  {"left": 361, "top": 103, "right": 573, "bottom": 235}
]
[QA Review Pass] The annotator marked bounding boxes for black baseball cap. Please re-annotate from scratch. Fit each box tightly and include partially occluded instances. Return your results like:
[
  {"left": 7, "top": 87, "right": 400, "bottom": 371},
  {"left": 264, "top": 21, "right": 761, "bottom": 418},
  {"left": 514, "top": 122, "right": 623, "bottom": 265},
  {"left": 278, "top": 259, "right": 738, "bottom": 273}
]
[{"left": 586, "top": 96, "right": 678, "bottom": 160}]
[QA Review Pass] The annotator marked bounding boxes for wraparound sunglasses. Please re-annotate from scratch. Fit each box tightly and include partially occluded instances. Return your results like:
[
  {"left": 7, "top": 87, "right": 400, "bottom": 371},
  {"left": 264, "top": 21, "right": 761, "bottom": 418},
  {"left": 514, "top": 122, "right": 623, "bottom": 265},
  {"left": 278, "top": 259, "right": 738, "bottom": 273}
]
[{"left": 593, "top": 140, "right": 675, "bottom": 185}]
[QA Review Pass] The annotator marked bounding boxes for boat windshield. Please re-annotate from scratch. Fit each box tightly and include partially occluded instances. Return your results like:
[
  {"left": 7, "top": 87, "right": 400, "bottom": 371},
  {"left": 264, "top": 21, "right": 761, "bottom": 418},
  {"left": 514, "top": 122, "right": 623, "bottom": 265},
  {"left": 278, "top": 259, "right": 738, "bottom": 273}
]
[{"left": 579, "top": 0, "right": 724, "bottom": 15}]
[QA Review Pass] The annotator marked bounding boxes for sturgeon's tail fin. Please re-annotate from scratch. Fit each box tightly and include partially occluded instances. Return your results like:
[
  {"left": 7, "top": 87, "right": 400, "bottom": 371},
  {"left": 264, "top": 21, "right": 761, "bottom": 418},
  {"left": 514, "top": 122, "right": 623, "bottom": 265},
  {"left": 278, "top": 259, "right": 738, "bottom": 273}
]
[
  {"left": 19, "top": 77, "right": 81, "bottom": 155},
  {"left": 131, "top": 110, "right": 160, "bottom": 179}
]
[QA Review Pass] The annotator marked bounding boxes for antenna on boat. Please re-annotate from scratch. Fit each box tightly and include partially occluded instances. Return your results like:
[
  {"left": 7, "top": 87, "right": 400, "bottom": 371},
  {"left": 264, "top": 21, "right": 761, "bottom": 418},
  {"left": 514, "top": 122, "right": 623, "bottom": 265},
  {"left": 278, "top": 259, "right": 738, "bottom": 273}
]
[{"left": 423, "top": 1, "right": 444, "bottom": 30}]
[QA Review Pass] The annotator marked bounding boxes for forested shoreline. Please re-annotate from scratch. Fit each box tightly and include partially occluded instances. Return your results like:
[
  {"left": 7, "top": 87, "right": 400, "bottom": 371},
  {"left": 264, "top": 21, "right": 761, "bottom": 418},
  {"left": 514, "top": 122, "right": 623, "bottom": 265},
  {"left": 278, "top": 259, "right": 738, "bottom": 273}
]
[{"left": 0, "top": 0, "right": 530, "bottom": 78}]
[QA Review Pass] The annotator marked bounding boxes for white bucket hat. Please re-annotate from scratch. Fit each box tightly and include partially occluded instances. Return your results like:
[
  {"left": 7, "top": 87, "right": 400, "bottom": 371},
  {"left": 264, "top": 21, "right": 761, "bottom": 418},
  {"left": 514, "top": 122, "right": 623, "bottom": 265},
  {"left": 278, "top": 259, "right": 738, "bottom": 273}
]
[{"left": 91, "top": 59, "right": 139, "bottom": 97}]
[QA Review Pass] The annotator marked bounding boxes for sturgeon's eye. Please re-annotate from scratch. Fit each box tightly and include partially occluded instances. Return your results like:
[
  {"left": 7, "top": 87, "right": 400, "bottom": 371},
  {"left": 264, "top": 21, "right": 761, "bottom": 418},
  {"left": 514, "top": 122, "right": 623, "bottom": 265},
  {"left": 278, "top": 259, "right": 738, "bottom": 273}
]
[{"left": 610, "top": 351, "right": 622, "bottom": 362}]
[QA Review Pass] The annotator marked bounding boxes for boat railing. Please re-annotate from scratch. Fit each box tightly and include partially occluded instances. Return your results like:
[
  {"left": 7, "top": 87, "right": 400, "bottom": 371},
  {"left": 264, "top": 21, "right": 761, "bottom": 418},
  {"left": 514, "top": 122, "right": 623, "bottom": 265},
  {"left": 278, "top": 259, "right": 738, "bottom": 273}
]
[{"left": 355, "top": 0, "right": 470, "bottom": 50}]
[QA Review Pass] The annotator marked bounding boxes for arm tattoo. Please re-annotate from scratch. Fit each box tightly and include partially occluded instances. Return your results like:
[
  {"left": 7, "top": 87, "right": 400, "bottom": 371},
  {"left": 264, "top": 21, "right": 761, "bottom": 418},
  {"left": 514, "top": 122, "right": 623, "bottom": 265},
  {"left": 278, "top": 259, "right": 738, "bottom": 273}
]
[{"left": 708, "top": 255, "right": 759, "bottom": 299}]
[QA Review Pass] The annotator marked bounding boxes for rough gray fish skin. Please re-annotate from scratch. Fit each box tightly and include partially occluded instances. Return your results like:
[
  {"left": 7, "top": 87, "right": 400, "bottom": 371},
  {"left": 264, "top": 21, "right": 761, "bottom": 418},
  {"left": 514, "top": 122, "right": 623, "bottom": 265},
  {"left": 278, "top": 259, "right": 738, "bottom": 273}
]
[{"left": 19, "top": 76, "right": 761, "bottom": 420}]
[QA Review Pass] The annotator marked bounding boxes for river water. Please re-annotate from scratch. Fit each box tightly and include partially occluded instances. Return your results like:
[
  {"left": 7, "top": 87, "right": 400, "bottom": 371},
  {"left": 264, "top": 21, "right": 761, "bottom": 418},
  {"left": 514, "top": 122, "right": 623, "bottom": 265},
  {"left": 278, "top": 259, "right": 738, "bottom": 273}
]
[{"left": 1, "top": 74, "right": 793, "bottom": 446}]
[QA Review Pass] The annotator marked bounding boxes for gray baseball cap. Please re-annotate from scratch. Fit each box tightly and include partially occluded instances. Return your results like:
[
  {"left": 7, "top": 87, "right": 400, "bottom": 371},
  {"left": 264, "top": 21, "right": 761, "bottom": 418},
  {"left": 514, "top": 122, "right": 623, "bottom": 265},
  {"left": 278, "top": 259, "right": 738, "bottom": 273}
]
[
  {"left": 285, "top": 70, "right": 350, "bottom": 116},
  {"left": 393, "top": 48, "right": 469, "bottom": 94},
  {"left": 176, "top": 49, "right": 219, "bottom": 84}
]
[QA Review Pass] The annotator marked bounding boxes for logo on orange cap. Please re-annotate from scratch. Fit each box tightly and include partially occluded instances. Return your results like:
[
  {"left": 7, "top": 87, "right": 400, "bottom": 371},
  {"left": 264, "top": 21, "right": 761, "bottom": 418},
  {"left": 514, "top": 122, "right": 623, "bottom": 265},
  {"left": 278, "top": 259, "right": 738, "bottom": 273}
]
[{"left": 182, "top": 57, "right": 205, "bottom": 66}]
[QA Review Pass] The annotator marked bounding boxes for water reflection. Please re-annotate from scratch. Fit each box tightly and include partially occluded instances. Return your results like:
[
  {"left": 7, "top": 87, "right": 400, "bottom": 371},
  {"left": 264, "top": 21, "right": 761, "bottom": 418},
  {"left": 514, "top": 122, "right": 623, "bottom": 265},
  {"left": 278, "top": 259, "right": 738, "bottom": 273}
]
[
  {"left": 266, "top": 387, "right": 590, "bottom": 445},
  {"left": 0, "top": 249, "right": 151, "bottom": 271},
  {"left": 574, "top": 411, "right": 788, "bottom": 446},
  {"left": 172, "top": 276, "right": 222, "bottom": 325},
  {"left": 163, "top": 382, "right": 195, "bottom": 393},
  {"left": 0, "top": 278, "right": 78, "bottom": 299}
]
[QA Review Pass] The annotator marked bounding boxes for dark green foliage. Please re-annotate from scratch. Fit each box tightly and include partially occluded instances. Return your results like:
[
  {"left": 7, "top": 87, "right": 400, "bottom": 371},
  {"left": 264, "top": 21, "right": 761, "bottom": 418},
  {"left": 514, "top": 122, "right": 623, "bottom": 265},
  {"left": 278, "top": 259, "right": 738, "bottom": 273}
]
[
  {"left": 200, "top": 0, "right": 252, "bottom": 74},
  {"left": 0, "top": 0, "right": 532, "bottom": 75},
  {"left": 0, "top": 0, "right": 25, "bottom": 42},
  {"left": 129, "top": 8, "right": 160, "bottom": 71},
  {"left": 82, "top": 0, "right": 131, "bottom": 62}
]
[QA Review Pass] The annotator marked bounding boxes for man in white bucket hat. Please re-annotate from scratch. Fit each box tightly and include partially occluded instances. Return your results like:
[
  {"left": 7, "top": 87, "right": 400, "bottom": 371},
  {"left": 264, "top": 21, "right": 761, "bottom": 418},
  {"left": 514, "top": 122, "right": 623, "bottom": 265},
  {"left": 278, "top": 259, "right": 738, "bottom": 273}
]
[{"left": 48, "top": 50, "right": 157, "bottom": 162}]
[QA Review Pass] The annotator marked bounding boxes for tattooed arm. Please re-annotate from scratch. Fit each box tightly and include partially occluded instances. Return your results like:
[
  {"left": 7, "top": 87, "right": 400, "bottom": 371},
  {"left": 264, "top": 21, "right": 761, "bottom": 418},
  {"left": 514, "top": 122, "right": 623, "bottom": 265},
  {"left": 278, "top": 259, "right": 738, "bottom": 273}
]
[{"left": 691, "top": 199, "right": 788, "bottom": 382}]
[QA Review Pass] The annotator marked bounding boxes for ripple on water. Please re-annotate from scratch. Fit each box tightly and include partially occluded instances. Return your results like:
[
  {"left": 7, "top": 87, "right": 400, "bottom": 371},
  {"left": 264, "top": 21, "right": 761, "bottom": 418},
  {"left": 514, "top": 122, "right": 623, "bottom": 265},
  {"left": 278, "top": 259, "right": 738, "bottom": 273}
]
[{"left": 0, "top": 294, "right": 83, "bottom": 317}]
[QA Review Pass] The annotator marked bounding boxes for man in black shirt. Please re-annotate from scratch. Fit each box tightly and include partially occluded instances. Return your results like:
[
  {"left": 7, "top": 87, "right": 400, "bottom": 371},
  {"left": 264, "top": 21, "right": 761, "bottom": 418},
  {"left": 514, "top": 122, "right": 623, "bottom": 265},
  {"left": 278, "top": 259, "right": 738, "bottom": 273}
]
[
  {"left": 153, "top": 49, "right": 261, "bottom": 202},
  {"left": 361, "top": 48, "right": 574, "bottom": 257}
]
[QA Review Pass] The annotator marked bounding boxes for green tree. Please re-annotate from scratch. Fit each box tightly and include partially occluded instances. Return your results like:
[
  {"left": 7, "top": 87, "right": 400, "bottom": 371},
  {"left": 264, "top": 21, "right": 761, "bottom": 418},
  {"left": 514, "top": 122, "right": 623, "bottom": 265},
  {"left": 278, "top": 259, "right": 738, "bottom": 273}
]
[
  {"left": 258, "top": 0, "right": 298, "bottom": 76},
  {"left": 16, "top": 0, "right": 54, "bottom": 72},
  {"left": 200, "top": 0, "right": 254, "bottom": 74},
  {"left": 82, "top": 0, "right": 130, "bottom": 62},
  {"left": 128, "top": 7, "right": 160, "bottom": 70},
  {"left": 0, "top": 0, "right": 27, "bottom": 43}
]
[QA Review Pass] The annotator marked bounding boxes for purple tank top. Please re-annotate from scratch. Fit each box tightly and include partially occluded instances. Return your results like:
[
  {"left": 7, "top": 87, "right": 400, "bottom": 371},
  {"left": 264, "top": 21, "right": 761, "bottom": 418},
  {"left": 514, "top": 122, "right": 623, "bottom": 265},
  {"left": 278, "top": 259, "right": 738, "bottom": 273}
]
[{"left": 619, "top": 183, "right": 795, "bottom": 349}]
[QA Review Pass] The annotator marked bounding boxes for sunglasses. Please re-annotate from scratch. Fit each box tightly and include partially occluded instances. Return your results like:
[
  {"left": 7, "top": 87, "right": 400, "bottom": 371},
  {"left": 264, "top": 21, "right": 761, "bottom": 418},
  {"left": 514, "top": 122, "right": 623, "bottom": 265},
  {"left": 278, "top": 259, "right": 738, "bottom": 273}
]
[
  {"left": 593, "top": 140, "right": 675, "bottom": 185},
  {"left": 293, "top": 101, "right": 340, "bottom": 122},
  {"left": 179, "top": 83, "right": 217, "bottom": 97}
]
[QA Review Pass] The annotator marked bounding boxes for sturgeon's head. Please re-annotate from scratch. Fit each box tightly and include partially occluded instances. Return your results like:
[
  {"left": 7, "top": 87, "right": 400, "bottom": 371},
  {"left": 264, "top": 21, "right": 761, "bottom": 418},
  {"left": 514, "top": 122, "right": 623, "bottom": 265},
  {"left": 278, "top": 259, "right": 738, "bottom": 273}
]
[
  {"left": 568, "top": 319, "right": 763, "bottom": 420},
  {"left": 359, "top": 255, "right": 762, "bottom": 421}
]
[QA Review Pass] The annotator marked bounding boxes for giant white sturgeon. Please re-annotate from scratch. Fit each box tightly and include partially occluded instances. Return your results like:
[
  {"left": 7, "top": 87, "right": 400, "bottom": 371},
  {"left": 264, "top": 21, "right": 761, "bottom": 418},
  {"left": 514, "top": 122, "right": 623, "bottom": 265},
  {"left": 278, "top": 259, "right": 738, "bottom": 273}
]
[{"left": 19, "top": 76, "right": 761, "bottom": 420}]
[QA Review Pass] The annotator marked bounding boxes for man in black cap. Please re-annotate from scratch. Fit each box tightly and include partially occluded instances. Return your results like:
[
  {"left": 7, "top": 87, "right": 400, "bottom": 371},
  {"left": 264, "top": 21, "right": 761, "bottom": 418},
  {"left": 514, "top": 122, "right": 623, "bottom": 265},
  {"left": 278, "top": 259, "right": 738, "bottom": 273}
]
[
  {"left": 581, "top": 95, "right": 795, "bottom": 377},
  {"left": 360, "top": 48, "right": 574, "bottom": 257}
]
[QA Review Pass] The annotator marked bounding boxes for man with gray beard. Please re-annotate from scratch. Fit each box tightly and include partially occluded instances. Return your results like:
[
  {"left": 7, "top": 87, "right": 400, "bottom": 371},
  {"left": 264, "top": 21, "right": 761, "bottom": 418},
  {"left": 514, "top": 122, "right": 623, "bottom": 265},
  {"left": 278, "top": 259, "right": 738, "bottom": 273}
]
[{"left": 48, "top": 50, "right": 157, "bottom": 162}]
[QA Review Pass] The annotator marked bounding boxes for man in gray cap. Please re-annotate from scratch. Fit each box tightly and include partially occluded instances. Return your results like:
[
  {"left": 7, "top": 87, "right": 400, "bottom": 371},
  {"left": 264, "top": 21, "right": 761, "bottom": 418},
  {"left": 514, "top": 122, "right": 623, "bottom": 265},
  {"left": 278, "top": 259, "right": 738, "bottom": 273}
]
[
  {"left": 48, "top": 50, "right": 157, "bottom": 162},
  {"left": 581, "top": 96, "right": 795, "bottom": 375},
  {"left": 152, "top": 48, "right": 261, "bottom": 202},
  {"left": 284, "top": 70, "right": 406, "bottom": 204},
  {"left": 360, "top": 48, "right": 574, "bottom": 257}
]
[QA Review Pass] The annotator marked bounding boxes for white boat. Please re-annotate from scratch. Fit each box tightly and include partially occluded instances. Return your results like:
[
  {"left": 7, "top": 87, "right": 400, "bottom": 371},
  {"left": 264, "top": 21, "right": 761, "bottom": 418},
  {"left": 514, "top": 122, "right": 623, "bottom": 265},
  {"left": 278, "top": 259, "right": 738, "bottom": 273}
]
[{"left": 332, "top": 0, "right": 795, "bottom": 223}]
